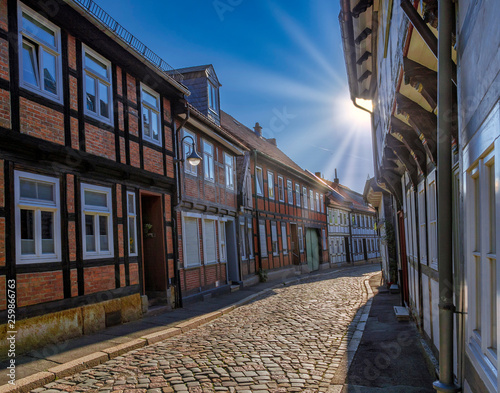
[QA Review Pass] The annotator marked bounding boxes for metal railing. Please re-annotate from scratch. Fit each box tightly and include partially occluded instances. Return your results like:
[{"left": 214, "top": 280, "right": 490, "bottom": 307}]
[{"left": 72, "top": 0, "right": 184, "bottom": 83}]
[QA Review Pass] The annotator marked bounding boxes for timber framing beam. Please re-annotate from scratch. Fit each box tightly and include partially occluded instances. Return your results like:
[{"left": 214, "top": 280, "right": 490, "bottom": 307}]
[
  {"left": 403, "top": 57, "right": 438, "bottom": 110},
  {"left": 386, "top": 133, "right": 419, "bottom": 185},
  {"left": 391, "top": 116, "right": 427, "bottom": 173}
]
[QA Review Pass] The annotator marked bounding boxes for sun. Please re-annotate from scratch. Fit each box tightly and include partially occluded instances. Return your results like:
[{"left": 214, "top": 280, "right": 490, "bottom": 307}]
[{"left": 333, "top": 95, "right": 372, "bottom": 134}]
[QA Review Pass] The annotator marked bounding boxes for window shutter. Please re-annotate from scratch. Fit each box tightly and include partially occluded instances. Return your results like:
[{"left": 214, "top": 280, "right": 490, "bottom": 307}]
[
  {"left": 185, "top": 218, "right": 200, "bottom": 267},
  {"left": 205, "top": 220, "right": 216, "bottom": 262},
  {"left": 259, "top": 222, "right": 267, "bottom": 256}
]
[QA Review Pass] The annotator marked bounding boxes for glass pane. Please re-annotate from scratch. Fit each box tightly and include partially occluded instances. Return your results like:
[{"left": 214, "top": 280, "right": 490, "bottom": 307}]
[
  {"left": 143, "top": 109, "right": 151, "bottom": 137},
  {"left": 84, "top": 190, "right": 107, "bottom": 207},
  {"left": 20, "top": 179, "right": 37, "bottom": 199},
  {"left": 99, "top": 215, "right": 109, "bottom": 251},
  {"left": 37, "top": 182, "right": 54, "bottom": 201},
  {"left": 142, "top": 90, "right": 157, "bottom": 108},
  {"left": 22, "top": 12, "right": 55, "bottom": 46},
  {"left": 22, "top": 43, "right": 38, "bottom": 86},
  {"left": 84, "top": 53, "right": 107, "bottom": 79},
  {"left": 86, "top": 75, "right": 96, "bottom": 113},
  {"left": 128, "top": 194, "right": 135, "bottom": 214},
  {"left": 42, "top": 50, "right": 57, "bottom": 95},
  {"left": 99, "top": 82, "right": 109, "bottom": 118},
  {"left": 129, "top": 217, "right": 136, "bottom": 254},
  {"left": 20, "top": 209, "right": 35, "bottom": 255},
  {"left": 151, "top": 111, "right": 159, "bottom": 141},
  {"left": 41, "top": 211, "right": 54, "bottom": 254},
  {"left": 203, "top": 142, "right": 213, "bottom": 155},
  {"left": 85, "top": 215, "right": 96, "bottom": 252}
]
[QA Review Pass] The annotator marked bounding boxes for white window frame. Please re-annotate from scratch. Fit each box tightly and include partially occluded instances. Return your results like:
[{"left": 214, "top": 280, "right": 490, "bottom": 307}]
[
  {"left": 278, "top": 175, "right": 285, "bottom": 202},
  {"left": 183, "top": 129, "right": 198, "bottom": 176},
  {"left": 240, "top": 219, "right": 247, "bottom": 260},
  {"left": 298, "top": 226, "right": 304, "bottom": 252},
  {"left": 271, "top": 221, "right": 278, "bottom": 256},
  {"left": 18, "top": 3, "right": 62, "bottom": 103},
  {"left": 208, "top": 81, "right": 219, "bottom": 115},
  {"left": 320, "top": 194, "right": 324, "bottom": 213},
  {"left": 182, "top": 215, "right": 201, "bottom": 268},
  {"left": 267, "top": 171, "right": 275, "bottom": 200},
  {"left": 203, "top": 218, "right": 217, "bottom": 264},
  {"left": 15, "top": 171, "right": 61, "bottom": 264},
  {"left": 224, "top": 153, "right": 234, "bottom": 190},
  {"left": 82, "top": 45, "right": 113, "bottom": 124},
  {"left": 256, "top": 166, "right": 264, "bottom": 196},
  {"left": 427, "top": 170, "right": 438, "bottom": 269},
  {"left": 127, "top": 191, "right": 137, "bottom": 257},
  {"left": 140, "top": 84, "right": 162, "bottom": 146},
  {"left": 303, "top": 187, "right": 308, "bottom": 209},
  {"left": 259, "top": 220, "right": 267, "bottom": 256},
  {"left": 316, "top": 192, "right": 320, "bottom": 212},
  {"left": 287, "top": 180, "right": 293, "bottom": 205},
  {"left": 218, "top": 220, "right": 226, "bottom": 262},
  {"left": 418, "top": 181, "right": 427, "bottom": 265},
  {"left": 295, "top": 183, "right": 301, "bottom": 207},
  {"left": 81, "top": 183, "right": 113, "bottom": 259},
  {"left": 247, "top": 219, "right": 254, "bottom": 258},
  {"left": 203, "top": 140, "right": 215, "bottom": 182},
  {"left": 310, "top": 190, "right": 314, "bottom": 210},
  {"left": 281, "top": 223, "right": 288, "bottom": 254}
]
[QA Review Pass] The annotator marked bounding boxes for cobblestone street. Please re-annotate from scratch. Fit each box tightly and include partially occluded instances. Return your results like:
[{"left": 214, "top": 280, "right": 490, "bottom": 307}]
[{"left": 32, "top": 265, "right": 379, "bottom": 393}]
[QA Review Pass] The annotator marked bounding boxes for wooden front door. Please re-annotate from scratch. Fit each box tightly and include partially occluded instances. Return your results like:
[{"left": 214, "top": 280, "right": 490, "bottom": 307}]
[
  {"left": 306, "top": 229, "right": 320, "bottom": 271},
  {"left": 290, "top": 224, "right": 300, "bottom": 265}
]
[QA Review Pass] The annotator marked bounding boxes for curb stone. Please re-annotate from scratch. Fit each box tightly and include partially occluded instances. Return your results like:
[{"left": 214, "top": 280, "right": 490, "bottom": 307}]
[{"left": 3, "top": 264, "right": 379, "bottom": 393}]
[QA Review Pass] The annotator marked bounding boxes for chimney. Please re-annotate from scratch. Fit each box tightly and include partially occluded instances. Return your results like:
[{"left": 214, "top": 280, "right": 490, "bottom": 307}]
[
  {"left": 315, "top": 172, "right": 322, "bottom": 178},
  {"left": 254, "top": 122, "right": 262, "bottom": 137},
  {"left": 267, "top": 138, "right": 277, "bottom": 146},
  {"left": 334, "top": 168, "right": 339, "bottom": 184}
]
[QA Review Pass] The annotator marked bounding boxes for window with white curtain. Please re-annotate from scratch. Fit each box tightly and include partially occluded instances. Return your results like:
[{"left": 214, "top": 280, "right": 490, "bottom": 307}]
[
  {"left": 271, "top": 221, "right": 278, "bottom": 255},
  {"left": 295, "top": 183, "right": 301, "bottom": 207},
  {"left": 287, "top": 180, "right": 293, "bottom": 205},
  {"left": 303, "top": 187, "right": 308, "bottom": 209},
  {"left": 259, "top": 220, "right": 267, "bottom": 256},
  {"left": 203, "top": 219, "right": 217, "bottom": 263},
  {"left": 281, "top": 223, "right": 288, "bottom": 254},
  {"left": 278, "top": 176, "right": 284, "bottom": 202},
  {"left": 183, "top": 217, "right": 200, "bottom": 267},
  {"left": 218, "top": 221, "right": 226, "bottom": 262}
]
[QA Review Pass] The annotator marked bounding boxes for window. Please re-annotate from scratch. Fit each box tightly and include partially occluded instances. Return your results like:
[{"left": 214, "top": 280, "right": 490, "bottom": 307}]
[
  {"left": 268, "top": 171, "right": 275, "bottom": 200},
  {"left": 141, "top": 84, "right": 161, "bottom": 145},
  {"left": 466, "top": 151, "right": 498, "bottom": 374},
  {"left": 127, "top": 192, "right": 137, "bottom": 256},
  {"left": 427, "top": 172, "right": 438, "bottom": 269},
  {"left": 320, "top": 194, "right": 324, "bottom": 213},
  {"left": 15, "top": 171, "right": 61, "bottom": 264},
  {"left": 281, "top": 223, "right": 288, "bottom": 254},
  {"left": 240, "top": 219, "right": 247, "bottom": 260},
  {"left": 247, "top": 220, "right": 254, "bottom": 258},
  {"left": 183, "top": 129, "right": 198, "bottom": 175},
  {"left": 208, "top": 81, "right": 219, "bottom": 114},
  {"left": 278, "top": 176, "right": 285, "bottom": 202},
  {"left": 18, "top": 4, "right": 62, "bottom": 102},
  {"left": 203, "top": 219, "right": 217, "bottom": 264},
  {"left": 256, "top": 167, "right": 263, "bottom": 196},
  {"left": 295, "top": 184, "right": 301, "bottom": 207},
  {"left": 219, "top": 221, "right": 226, "bottom": 262},
  {"left": 203, "top": 140, "right": 215, "bottom": 181},
  {"left": 322, "top": 229, "right": 327, "bottom": 250},
  {"left": 183, "top": 216, "right": 200, "bottom": 267},
  {"left": 259, "top": 220, "right": 267, "bottom": 256},
  {"left": 287, "top": 180, "right": 293, "bottom": 205},
  {"left": 81, "top": 184, "right": 113, "bottom": 259},
  {"left": 316, "top": 192, "right": 320, "bottom": 212},
  {"left": 224, "top": 153, "right": 234, "bottom": 189},
  {"left": 271, "top": 221, "right": 278, "bottom": 255},
  {"left": 303, "top": 187, "right": 308, "bottom": 209},
  {"left": 418, "top": 183, "right": 427, "bottom": 265},
  {"left": 83, "top": 46, "right": 112, "bottom": 123},
  {"left": 298, "top": 226, "right": 304, "bottom": 252},
  {"left": 310, "top": 190, "right": 314, "bottom": 210}
]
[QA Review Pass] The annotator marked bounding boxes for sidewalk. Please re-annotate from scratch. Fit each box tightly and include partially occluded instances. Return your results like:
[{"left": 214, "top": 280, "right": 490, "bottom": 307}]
[
  {"left": 0, "top": 262, "right": 378, "bottom": 392},
  {"left": 335, "top": 274, "right": 436, "bottom": 393}
]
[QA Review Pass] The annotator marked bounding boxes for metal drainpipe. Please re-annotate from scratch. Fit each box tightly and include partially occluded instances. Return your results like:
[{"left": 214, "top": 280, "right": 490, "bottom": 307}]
[
  {"left": 171, "top": 106, "right": 191, "bottom": 309},
  {"left": 433, "top": 0, "right": 459, "bottom": 391}
]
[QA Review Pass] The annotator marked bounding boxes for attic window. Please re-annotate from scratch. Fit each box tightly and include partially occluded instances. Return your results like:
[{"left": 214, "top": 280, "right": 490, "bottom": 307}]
[{"left": 208, "top": 81, "right": 219, "bottom": 114}]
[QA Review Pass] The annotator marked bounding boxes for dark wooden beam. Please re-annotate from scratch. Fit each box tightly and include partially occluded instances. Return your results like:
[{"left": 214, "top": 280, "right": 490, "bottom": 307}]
[
  {"left": 386, "top": 134, "right": 419, "bottom": 185},
  {"left": 354, "top": 27, "right": 372, "bottom": 44},
  {"left": 395, "top": 92, "right": 437, "bottom": 163},
  {"left": 380, "top": 170, "right": 403, "bottom": 206},
  {"left": 391, "top": 116, "right": 427, "bottom": 173},
  {"left": 352, "top": 0, "right": 374, "bottom": 18},
  {"left": 403, "top": 57, "right": 437, "bottom": 110},
  {"left": 356, "top": 51, "right": 372, "bottom": 65},
  {"left": 358, "top": 70, "right": 372, "bottom": 83}
]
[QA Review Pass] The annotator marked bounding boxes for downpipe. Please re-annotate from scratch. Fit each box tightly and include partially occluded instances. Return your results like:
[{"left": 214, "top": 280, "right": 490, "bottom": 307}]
[{"left": 433, "top": 0, "right": 460, "bottom": 392}]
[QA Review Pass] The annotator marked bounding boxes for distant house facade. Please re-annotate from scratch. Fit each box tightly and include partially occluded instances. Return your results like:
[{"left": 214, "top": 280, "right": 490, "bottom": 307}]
[
  {"left": 174, "top": 66, "right": 246, "bottom": 302},
  {"left": 221, "top": 113, "right": 330, "bottom": 283}
]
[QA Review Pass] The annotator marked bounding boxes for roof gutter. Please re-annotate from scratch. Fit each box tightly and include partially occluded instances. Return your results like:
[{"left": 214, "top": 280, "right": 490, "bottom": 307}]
[{"left": 339, "top": 0, "right": 359, "bottom": 99}]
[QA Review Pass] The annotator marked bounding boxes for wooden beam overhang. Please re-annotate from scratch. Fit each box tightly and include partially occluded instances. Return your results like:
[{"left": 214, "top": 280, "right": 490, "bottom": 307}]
[
  {"left": 386, "top": 134, "right": 419, "bottom": 185},
  {"left": 395, "top": 92, "right": 437, "bottom": 162},
  {"left": 403, "top": 57, "right": 437, "bottom": 110},
  {"left": 352, "top": 0, "right": 374, "bottom": 18},
  {"left": 391, "top": 116, "right": 427, "bottom": 173},
  {"left": 354, "top": 27, "right": 373, "bottom": 44},
  {"left": 380, "top": 171, "right": 403, "bottom": 206},
  {"left": 358, "top": 70, "right": 372, "bottom": 83},
  {"left": 356, "top": 51, "right": 372, "bottom": 65}
]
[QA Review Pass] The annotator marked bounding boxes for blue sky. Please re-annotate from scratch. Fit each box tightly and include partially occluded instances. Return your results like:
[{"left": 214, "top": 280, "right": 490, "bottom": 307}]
[{"left": 94, "top": 0, "right": 373, "bottom": 192}]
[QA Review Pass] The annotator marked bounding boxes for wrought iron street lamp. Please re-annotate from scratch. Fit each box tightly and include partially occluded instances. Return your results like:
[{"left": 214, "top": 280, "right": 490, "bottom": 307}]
[{"left": 176, "top": 135, "right": 202, "bottom": 166}]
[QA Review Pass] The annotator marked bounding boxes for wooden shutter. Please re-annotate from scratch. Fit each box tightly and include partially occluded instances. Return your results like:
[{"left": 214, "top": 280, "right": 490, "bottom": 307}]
[{"left": 184, "top": 217, "right": 200, "bottom": 267}]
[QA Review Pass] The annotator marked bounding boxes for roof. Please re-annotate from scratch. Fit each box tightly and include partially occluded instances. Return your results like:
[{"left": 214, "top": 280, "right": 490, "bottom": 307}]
[
  {"left": 220, "top": 111, "right": 324, "bottom": 186},
  {"left": 323, "top": 179, "right": 375, "bottom": 214},
  {"left": 176, "top": 64, "right": 221, "bottom": 86}
]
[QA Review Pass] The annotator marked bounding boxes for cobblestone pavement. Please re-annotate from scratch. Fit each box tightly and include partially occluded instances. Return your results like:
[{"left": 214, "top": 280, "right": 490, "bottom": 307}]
[{"left": 32, "top": 265, "right": 379, "bottom": 393}]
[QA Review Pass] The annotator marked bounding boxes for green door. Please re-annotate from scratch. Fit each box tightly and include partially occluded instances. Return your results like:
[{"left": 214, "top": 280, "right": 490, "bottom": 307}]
[{"left": 306, "top": 229, "right": 320, "bottom": 271}]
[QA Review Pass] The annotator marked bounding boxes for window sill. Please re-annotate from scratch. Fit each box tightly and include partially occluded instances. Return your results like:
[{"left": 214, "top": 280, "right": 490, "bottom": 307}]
[
  {"left": 83, "top": 253, "right": 114, "bottom": 260},
  {"left": 142, "top": 136, "right": 162, "bottom": 147},
  {"left": 84, "top": 112, "right": 114, "bottom": 128},
  {"left": 16, "top": 256, "right": 61, "bottom": 264}
]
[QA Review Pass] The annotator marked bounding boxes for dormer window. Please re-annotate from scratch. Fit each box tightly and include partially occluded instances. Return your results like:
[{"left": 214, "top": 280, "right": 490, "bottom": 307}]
[{"left": 208, "top": 81, "right": 219, "bottom": 114}]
